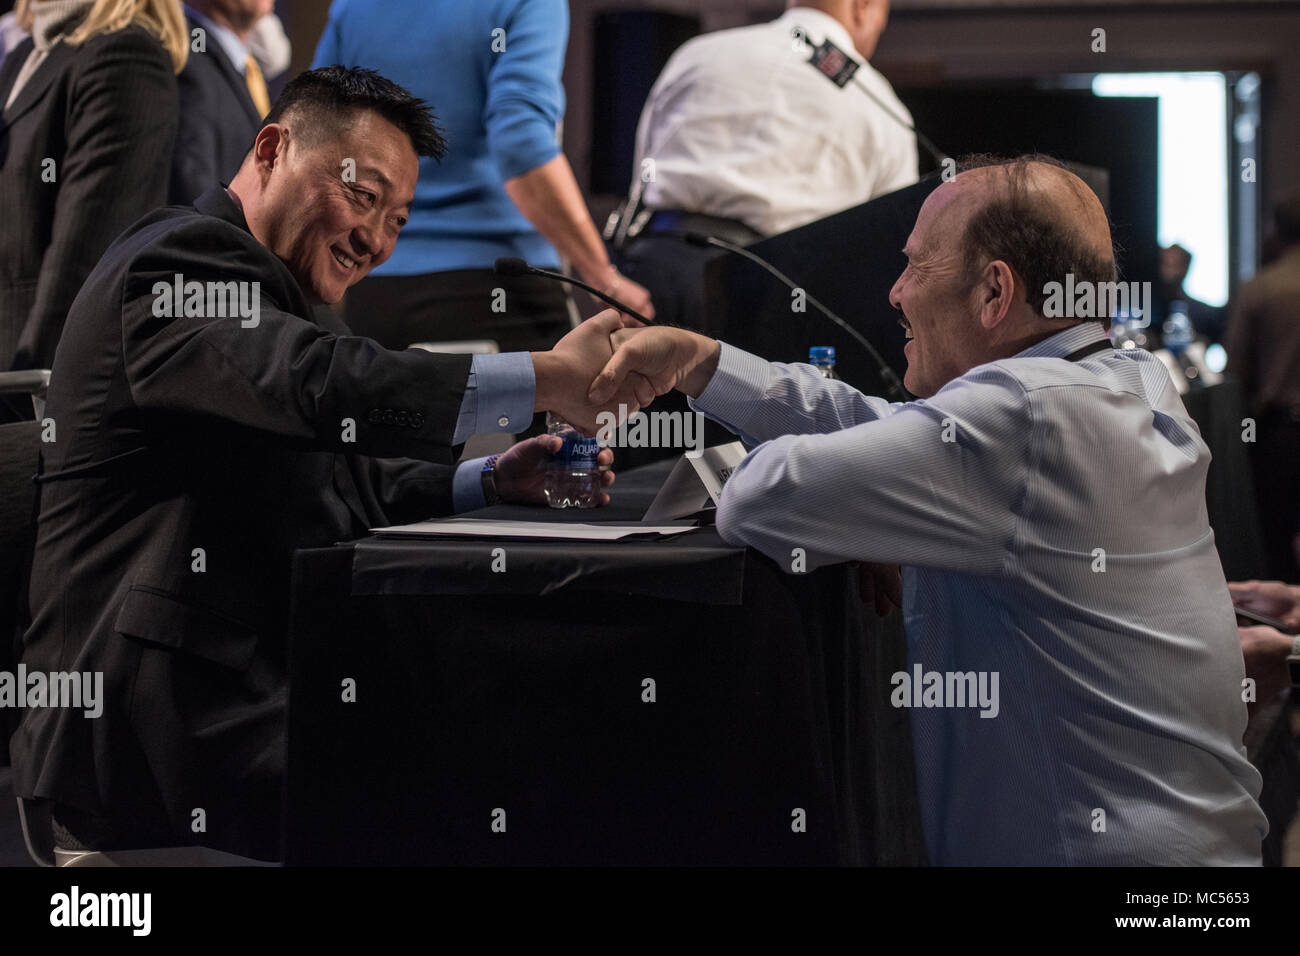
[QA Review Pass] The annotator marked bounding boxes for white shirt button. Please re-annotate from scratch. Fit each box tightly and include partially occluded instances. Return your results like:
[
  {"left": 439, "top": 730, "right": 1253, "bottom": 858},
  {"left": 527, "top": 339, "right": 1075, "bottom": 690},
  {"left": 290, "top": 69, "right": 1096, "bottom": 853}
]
[{"left": 497, "top": 415, "right": 510, "bottom": 428}]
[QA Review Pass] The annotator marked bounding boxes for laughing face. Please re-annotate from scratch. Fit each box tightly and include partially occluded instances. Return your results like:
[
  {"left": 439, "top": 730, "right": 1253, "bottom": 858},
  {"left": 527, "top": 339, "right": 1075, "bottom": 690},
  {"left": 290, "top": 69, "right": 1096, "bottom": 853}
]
[
  {"left": 888, "top": 180, "right": 986, "bottom": 398},
  {"left": 251, "top": 110, "right": 417, "bottom": 305}
]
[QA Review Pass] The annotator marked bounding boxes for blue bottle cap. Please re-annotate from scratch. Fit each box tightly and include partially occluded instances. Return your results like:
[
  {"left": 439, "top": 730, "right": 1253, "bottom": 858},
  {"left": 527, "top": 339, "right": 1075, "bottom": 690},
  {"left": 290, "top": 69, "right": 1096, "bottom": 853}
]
[{"left": 809, "top": 346, "right": 835, "bottom": 363}]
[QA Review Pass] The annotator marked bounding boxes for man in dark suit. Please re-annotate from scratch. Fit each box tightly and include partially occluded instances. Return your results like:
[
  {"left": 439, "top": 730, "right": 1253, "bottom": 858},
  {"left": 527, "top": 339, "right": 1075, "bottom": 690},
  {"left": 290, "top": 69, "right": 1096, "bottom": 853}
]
[
  {"left": 170, "top": 1, "right": 270, "bottom": 205},
  {"left": 8, "top": 66, "right": 644, "bottom": 862}
]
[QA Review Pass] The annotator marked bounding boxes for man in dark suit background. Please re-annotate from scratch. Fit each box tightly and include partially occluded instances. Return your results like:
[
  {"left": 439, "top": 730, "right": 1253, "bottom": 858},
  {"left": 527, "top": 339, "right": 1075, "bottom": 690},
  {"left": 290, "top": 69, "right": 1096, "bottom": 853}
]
[
  {"left": 9, "top": 66, "right": 643, "bottom": 862},
  {"left": 170, "top": 0, "right": 272, "bottom": 205}
]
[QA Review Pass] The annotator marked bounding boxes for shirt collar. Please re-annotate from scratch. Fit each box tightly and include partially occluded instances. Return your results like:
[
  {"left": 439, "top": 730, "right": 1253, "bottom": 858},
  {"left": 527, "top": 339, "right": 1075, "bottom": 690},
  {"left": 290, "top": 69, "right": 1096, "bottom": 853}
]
[
  {"left": 194, "top": 184, "right": 251, "bottom": 234},
  {"left": 185, "top": 5, "right": 249, "bottom": 75},
  {"left": 1014, "top": 321, "right": 1111, "bottom": 360},
  {"left": 777, "top": 6, "right": 861, "bottom": 62},
  {"left": 30, "top": 0, "right": 92, "bottom": 52}
]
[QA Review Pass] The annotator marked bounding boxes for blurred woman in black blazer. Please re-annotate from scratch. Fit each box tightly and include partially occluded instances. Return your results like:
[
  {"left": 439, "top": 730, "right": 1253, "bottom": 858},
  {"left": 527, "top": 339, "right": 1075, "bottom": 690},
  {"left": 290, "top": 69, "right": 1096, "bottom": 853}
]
[{"left": 0, "top": 0, "right": 186, "bottom": 405}]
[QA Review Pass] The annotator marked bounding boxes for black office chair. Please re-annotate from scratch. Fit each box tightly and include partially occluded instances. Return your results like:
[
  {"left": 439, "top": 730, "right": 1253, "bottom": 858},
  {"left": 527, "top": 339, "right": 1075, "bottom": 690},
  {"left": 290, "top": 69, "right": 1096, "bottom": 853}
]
[
  {"left": 0, "top": 371, "right": 277, "bottom": 866},
  {"left": 0, "top": 371, "right": 51, "bottom": 865}
]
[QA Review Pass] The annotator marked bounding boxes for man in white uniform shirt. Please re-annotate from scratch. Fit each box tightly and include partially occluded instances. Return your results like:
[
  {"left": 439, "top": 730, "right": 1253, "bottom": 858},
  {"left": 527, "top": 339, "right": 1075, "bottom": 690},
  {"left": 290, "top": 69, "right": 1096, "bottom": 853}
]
[
  {"left": 593, "top": 156, "right": 1267, "bottom": 865},
  {"left": 613, "top": 0, "right": 917, "bottom": 329}
]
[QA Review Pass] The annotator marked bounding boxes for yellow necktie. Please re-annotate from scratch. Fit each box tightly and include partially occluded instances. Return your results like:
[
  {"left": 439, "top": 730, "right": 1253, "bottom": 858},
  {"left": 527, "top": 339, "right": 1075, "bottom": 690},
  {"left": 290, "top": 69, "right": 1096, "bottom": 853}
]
[{"left": 245, "top": 54, "right": 270, "bottom": 118}]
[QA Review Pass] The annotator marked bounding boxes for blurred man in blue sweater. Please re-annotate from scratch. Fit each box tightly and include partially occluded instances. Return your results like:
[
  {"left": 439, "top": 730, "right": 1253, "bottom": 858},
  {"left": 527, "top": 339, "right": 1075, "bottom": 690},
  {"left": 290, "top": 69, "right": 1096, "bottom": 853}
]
[{"left": 314, "top": 0, "right": 653, "bottom": 362}]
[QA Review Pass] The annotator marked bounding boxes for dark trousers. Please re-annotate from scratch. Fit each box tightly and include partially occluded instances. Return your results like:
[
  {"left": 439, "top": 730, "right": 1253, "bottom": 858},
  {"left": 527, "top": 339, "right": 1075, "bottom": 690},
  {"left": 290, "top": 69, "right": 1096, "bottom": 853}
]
[
  {"left": 614, "top": 235, "right": 723, "bottom": 333},
  {"left": 343, "top": 268, "right": 572, "bottom": 354},
  {"left": 1252, "top": 408, "right": 1300, "bottom": 583}
]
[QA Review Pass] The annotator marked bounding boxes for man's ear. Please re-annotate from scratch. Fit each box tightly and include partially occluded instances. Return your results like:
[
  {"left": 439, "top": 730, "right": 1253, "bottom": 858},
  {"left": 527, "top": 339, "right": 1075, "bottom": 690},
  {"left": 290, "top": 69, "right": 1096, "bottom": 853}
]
[
  {"left": 977, "top": 259, "right": 1018, "bottom": 330},
  {"left": 249, "top": 123, "right": 287, "bottom": 178}
]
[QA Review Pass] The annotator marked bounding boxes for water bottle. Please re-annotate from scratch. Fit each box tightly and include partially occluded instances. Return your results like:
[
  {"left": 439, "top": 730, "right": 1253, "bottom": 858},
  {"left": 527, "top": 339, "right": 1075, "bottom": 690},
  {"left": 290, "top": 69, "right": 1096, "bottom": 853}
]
[
  {"left": 809, "top": 345, "right": 837, "bottom": 379},
  {"left": 1162, "top": 300, "right": 1194, "bottom": 356},
  {"left": 543, "top": 412, "right": 601, "bottom": 509}
]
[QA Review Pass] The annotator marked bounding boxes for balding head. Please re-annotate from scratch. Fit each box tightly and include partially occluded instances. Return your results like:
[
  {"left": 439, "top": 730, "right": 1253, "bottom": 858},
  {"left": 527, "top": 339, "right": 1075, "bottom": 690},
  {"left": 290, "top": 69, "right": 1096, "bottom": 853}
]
[
  {"left": 889, "top": 155, "right": 1117, "bottom": 397},
  {"left": 954, "top": 156, "right": 1116, "bottom": 310}
]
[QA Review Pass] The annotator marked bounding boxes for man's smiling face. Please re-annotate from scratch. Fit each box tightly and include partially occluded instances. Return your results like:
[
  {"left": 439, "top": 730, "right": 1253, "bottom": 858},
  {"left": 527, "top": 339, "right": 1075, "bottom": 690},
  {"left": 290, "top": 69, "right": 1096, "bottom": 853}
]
[
  {"left": 253, "top": 110, "right": 417, "bottom": 305},
  {"left": 888, "top": 180, "right": 986, "bottom": 398}
]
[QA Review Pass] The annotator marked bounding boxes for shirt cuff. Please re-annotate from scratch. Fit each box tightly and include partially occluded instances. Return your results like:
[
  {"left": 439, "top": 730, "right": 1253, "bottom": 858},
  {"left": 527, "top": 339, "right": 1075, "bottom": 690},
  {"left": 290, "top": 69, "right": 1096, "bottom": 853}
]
[
  {"left": 688, "top": 343, "right": 773, "bottom": 441},
  {"left": 452, "top": 456, "right": 491, "bottom": 513},
  {"left": 453, "top": 352, "right": 536, "bottom": 445}
]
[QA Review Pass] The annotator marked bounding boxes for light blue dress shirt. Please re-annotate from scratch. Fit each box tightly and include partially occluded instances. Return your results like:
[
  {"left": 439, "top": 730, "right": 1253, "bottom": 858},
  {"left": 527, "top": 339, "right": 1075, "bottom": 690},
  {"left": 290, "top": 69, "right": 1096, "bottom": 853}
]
[
  {"left": 447, "top": 352, "right": 535, "bottom": 511},
  {"left": 691, "top": 321, "right": 1267, "bottom": 865}
]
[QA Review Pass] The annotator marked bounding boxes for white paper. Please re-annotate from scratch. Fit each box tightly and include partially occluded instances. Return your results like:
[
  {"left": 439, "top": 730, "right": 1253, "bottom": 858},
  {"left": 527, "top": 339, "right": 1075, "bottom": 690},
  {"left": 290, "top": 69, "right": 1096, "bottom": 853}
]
[
  {"left": 641, "top": 442, "right": 747, "bottom": 523},
  {"left": 371, "top": 518, "right": 695, "bottom": 541}
]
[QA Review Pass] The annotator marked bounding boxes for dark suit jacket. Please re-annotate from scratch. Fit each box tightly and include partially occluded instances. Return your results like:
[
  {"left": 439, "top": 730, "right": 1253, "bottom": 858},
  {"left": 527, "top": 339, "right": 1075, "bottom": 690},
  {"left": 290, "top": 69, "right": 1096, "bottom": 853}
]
[
  {"left": 169, "top": 15, "right": 262, "bottom": 206},
  {"left": 0, "top": 26, "right": 177, "bottom": 379},
  {"left": 8, "top": 186, "right": 473, "bottom": 861}
]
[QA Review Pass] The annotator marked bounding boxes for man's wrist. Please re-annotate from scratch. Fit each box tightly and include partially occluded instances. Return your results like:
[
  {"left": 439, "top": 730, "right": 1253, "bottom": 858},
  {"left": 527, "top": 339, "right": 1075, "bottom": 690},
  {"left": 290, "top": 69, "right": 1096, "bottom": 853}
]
[
  {"left": 680, "top": 337, "right": 722, "bottom": 398},
  {"left": 531, "top": 351, "right": 559, "bottom": 412},
  {"left": 580, "top": 261, "right": 617, "bottom": 291},
  {"left": 480, "top": 454, "right": 503, "bottom": 506}
]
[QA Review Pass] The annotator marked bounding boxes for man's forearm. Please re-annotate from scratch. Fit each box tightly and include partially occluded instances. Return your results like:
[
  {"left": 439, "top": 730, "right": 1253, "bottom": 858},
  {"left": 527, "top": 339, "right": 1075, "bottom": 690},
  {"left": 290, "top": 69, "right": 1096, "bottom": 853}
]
[{"left": 504, "top": 154, "right": 614, "bottom": 286}]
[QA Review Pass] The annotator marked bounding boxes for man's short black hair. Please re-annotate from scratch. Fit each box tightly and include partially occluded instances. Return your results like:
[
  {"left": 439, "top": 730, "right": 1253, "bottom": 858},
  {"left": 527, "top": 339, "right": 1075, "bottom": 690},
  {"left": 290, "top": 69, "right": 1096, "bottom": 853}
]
[
  {"left": 956, "top": 153, "right": 1118, "bottom": 318},
  {"left": 262, "top": 65, "right": 447, "bottom": 160}
]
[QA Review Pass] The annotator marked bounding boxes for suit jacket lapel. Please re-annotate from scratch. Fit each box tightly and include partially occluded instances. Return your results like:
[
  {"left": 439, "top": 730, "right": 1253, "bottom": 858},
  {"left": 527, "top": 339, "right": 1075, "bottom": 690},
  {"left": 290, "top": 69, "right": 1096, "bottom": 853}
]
[
  {"left": 187, "top": 16, "right": 262, "bottom": 127},
  {"left": 0, "top": 36, "right": 31, "bottom": 105},
  {"left": 1, "top": 40, "right": 77, "bottom": 126}
]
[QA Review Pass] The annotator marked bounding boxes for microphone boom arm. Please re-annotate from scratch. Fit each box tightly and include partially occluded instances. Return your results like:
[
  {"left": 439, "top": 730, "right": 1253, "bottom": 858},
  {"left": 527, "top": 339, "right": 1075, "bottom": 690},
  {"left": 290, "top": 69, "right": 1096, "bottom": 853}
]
[
  {"left": 493, "top": 258, "right": 656, "bottom": 326},
  {"left": 687, "top": 233, "right": 909, "bottom": 403}
]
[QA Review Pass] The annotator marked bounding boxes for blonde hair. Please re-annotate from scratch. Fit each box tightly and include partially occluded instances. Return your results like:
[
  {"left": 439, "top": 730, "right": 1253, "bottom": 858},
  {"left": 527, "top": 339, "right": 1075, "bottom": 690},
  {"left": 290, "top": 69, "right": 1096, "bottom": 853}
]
[{"left": 16, "top": 0, "right": 189, "bottom": 74}]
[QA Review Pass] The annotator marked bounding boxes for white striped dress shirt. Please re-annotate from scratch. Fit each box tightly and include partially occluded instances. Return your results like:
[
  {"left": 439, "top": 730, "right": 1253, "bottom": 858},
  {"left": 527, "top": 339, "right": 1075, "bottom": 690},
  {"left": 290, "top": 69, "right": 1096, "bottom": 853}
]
[{"left": 691, "top": 321, "right": 1267, "bottom": 865}]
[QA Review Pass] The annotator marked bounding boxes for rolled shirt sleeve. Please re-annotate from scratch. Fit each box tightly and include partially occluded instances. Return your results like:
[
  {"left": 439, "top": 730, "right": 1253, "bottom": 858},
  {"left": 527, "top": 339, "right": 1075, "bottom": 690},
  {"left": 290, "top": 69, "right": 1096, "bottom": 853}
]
[{"left": 484, "top": 0, "right": 568, "bottom": 181}]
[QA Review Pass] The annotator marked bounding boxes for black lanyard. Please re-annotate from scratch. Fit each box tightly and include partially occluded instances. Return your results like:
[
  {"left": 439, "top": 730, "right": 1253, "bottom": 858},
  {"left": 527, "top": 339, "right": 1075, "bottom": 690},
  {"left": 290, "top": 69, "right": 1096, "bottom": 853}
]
[{"left": 1060, "top": 339, "right": 1115, "bottom": 363}]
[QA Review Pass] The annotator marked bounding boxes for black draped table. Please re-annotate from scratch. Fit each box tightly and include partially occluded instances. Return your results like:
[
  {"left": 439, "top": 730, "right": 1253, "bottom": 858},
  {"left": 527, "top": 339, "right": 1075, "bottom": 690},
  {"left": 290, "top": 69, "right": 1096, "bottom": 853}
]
[{"left": 284, "top": 458, "right": 926, "bottom": 865}]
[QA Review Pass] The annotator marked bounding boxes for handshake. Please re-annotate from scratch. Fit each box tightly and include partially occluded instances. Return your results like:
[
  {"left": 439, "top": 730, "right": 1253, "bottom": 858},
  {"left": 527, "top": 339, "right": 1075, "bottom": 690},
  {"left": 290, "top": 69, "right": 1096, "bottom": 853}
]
[
  {"left": 529, "top": 309, "right": 723, "bottom": 435},
  {"left": 490, "top": 310, "right": 721, "bottom": 508}
]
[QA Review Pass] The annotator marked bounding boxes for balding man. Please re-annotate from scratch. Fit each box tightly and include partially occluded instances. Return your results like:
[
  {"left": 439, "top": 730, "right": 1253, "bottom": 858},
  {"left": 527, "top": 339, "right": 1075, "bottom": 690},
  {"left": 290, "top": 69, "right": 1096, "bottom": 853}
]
[
  {"left": 591, "top": 155, "right": 1267, "bottom": 865},
  {"left": 613, "top": 0, "right": 916, "bottom": 329}
]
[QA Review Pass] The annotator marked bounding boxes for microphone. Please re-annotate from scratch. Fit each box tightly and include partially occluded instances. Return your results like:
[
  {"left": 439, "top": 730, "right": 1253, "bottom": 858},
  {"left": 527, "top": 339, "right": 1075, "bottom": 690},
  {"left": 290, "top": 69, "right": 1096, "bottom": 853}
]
[
  {"left": 681, "top": 232, "right": 909, "bottom": 403},
  {"left": 493, "top": 257, "right": 656, "bottom": 326},
  {"left": 789, "top": 26, "right": 949, "bottom": 170}
]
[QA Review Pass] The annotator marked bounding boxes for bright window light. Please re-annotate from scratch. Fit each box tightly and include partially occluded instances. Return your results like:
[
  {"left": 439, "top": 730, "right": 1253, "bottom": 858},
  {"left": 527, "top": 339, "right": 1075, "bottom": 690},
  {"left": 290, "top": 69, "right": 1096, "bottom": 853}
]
[{"left": 1093, "top": 72, "right": 1229, "bottom": 307}]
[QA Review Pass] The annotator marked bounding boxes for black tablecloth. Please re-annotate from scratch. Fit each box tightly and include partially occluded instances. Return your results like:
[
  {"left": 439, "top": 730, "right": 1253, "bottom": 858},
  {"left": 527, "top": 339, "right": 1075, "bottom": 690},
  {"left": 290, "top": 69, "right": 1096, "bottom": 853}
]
[{"left": 285, "top": 460, "right": 926, "bottom": 865}]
